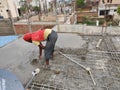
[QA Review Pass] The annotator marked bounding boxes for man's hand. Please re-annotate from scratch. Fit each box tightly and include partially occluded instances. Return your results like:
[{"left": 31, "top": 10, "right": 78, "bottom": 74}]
[
  {"left": 38, "top": 44, "right": 42, "bottom": 59},
  {"left": 39, "top": 55, "right": 42, "bottom": 59},
  {"left": 40, "top": 42, "right": 45, "bottom": 49},
  {"left": 38, "top": 42, "right": 46, "bottom": 60}
]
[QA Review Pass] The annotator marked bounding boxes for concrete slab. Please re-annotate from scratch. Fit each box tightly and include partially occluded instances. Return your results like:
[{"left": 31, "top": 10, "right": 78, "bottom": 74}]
[
  {"left": 56, "top": 33, "right": 86, "bottom": 48},
  {"left": 0, "top": 33, "right": 84, "bottom": 86},
  {"left": 0, "top": 37, "right": 39, "bottom": 85},
  {"left": 0, "top": 32, "right": 120, "bottom": 89}
]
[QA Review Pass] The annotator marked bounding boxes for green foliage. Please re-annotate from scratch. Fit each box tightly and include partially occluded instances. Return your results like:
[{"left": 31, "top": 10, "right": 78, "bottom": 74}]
[
  {"left": 99, "top": 20, "right": 104, "bottom": 25},
  {"left": 117, "top": 6, "right": 120, "bottom": 15},
  {"left": 77, "top": 17, "right": 105, "bottom": 26},
  {"left": 84, "top": 20, "right": 96, "bottom": 25},
  {"left": 76, "top": 0, "right": 85, "bottom": 8},
  {"left": 48, "top": 8, "right": 52, "bottom": 12},
  {"left": 79, "top": 8, "right": 83, "bottom": 12},
  {"left": 19, "top": 7, "right": 26, "bottom": 13},
  {"left": 33, "top": 6, "right": 40, "bottom": 12},
  {"left": 19, "top": 0, "right": 27, "bottom": 13}
]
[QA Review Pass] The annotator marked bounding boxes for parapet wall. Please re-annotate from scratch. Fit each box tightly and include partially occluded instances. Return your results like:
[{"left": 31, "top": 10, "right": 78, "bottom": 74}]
[
  {"left": 14, "top": 22, "right": 56, "bottom": 34},
  {"left": 53, "top": 25, "right": 120, "bottom": 35}
]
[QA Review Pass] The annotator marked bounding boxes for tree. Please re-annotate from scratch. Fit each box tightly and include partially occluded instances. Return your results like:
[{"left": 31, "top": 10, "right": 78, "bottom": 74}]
[
  {"left": 19, "top": 0, "right": 27, "bottom": 14},
  {"left": 33, "top": 6, "right": 40, "bottom": 13},
  {"left": 34, "top": 0, "right": 41, "bottom": 13},
  {"left": 19, "top": 7, "right": 26, "bottom": 14},
  {"left": 117, "top": 6, "right": 120, "bottom": 15},
  {"left": 19, "top": 0, "right": 32, "bottom": 32},
  {"left": 76, "top": 0, "right": 85, "bottom": 8}
]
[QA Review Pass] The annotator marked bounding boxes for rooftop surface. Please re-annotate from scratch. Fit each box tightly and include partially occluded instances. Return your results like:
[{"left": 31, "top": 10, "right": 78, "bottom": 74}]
[
  {"left": 0, "top": 33, "right": 84, "bottom": 85},
  {"left": 0, "top": 25, "right": 120, "bottom": 90}
]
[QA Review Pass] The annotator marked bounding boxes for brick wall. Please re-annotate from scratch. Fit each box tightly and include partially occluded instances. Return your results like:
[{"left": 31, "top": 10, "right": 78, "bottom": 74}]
[
  {"left": 14, "top": 24, "right": 54, "bottom": 34},
  {"left": 0, "top": 19, "right": 15, "bottom": 35},
  {"left": 77, "top": 12, "right": 98, "bottom": 22}
]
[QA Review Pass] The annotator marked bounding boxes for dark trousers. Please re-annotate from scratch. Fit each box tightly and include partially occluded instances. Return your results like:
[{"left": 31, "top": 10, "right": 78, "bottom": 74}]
[{"left": 44, "top": 30, "right": 58, "bottom": 60}]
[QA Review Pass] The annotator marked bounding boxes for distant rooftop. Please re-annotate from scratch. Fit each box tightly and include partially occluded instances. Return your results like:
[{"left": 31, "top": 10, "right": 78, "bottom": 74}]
[{"left": 99, "top": 0, "right": 120, "bottom": 5}]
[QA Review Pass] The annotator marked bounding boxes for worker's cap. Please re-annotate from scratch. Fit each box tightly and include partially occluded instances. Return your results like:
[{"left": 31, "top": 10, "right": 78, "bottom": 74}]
[{"left": 23, "top": 33, "right": 32, "bottom": 42}]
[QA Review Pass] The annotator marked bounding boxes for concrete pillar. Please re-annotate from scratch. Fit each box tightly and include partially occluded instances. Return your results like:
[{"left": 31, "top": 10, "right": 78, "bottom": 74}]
[
  {"left": 119, "top": 21, "right": 120, "bottom": 26},
  {"left": 96, "top": 20, "right": 99, "bottom": 26}
]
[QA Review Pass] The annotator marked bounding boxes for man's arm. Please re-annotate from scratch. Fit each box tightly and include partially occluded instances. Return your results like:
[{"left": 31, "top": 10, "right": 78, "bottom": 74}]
[
  {"left": 38, "top": 44, "right": 42, "bottom": 58},
  {"left": 39, "top": 42, "right": 45, "bottom": 49},
  {"left": 38, "top": 42, "right": 45, "bottom": 59},
  {"left": 32, "top": 41, "right": 45, "bottom": 59}
]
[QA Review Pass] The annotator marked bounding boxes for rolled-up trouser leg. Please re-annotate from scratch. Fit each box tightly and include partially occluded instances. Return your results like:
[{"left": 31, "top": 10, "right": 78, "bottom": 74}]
[{"left": 44, "top": 31, "right": 58, "bottom": 60}]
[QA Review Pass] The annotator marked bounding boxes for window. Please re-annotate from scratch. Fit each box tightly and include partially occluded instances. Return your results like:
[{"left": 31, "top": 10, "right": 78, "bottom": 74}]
[{"left": 100, "top": 10, "right": 109, "bottom": 16}]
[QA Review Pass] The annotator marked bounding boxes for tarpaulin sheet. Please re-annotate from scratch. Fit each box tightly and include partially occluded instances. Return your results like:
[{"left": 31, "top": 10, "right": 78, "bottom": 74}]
[{"left": 0, "top": 36, "right": 18, "bottom": 47}]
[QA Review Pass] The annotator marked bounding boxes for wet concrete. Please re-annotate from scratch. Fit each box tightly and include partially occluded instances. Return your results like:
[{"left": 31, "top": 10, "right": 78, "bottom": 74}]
[
  {"left": 0, "top": 33, "right": 120, "bottom": 89},
  {"left": 29, "top": 35, "right": 120, "bottom": 90}
]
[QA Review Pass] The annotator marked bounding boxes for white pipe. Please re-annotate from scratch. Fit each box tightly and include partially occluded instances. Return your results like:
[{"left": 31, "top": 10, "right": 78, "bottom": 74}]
[
  {"left": 58, "top": 51, "right": 96, "bottom": 85},
  {"left": 59, "top": 51, "right": 87, "bottom": 70},
  {"left": 25, "top": 68, "right": 40, "bottom": 89},
  {"left": 96, "top": 39, "right": 102, "bottom": 48}
]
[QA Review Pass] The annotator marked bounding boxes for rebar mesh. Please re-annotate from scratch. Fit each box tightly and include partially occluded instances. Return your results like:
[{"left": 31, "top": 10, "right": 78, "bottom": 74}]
[{"left": 28, "top": 35, "right": 120, "bottom": 90}]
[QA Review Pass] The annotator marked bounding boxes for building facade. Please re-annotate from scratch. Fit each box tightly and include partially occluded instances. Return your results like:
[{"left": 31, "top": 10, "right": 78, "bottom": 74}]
[
  {"left": 0, "top": 0, "right": 19, "bottom": 19},
  {"left": 98, "top": 0, "right": 120, "bottom": 16}
]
